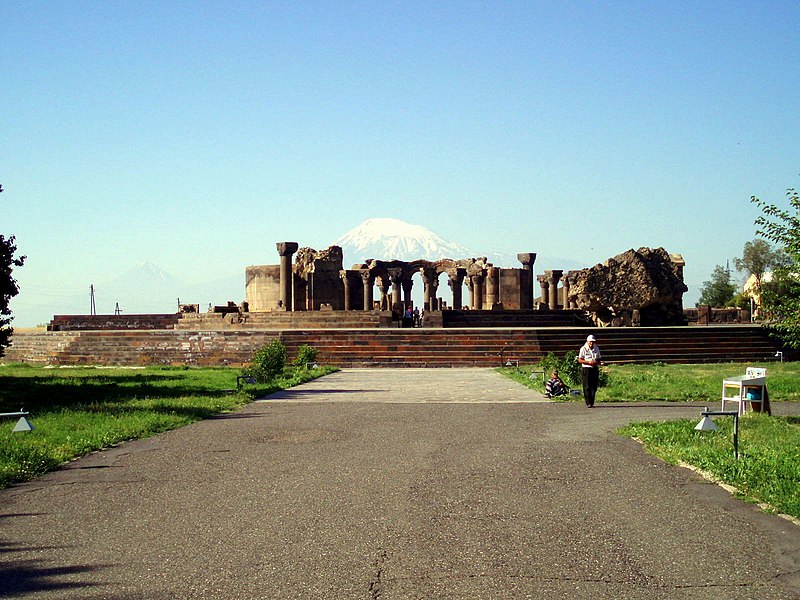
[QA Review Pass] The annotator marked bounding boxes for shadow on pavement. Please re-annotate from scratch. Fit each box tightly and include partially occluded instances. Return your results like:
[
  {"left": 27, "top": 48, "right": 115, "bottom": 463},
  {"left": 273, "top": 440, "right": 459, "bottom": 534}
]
[{"left": 0, "top": 534, "right": 109, "bottom": 597}]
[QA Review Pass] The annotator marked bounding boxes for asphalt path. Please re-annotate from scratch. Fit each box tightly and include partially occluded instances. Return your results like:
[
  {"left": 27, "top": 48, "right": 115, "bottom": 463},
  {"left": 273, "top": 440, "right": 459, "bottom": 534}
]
[{"left": 1, "top": 368, "right": 798, "bottom": 599}]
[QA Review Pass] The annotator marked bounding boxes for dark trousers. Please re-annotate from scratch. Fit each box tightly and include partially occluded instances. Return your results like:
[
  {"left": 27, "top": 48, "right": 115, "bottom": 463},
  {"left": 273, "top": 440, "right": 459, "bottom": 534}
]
[{"left": 582, "top": 366, "right": 599, "bottom": 406}]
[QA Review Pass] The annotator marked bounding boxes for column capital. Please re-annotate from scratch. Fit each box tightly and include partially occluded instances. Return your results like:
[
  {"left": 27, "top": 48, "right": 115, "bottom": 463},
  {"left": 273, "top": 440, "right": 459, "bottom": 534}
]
[
  {"left": 447, "top": 268, "right": 466, "bottom": 287},
  {"left": 276, "top": 242, "right": 299, "bottom": 257},
  {"left": 517, "top": 253, "right": 537, "bottom": 267},
  {"left": 543, "top": 269, "right": 564, "bottom": 284},
  {"left": 419, "top": 266, "right": 438, "bottom": 283}
]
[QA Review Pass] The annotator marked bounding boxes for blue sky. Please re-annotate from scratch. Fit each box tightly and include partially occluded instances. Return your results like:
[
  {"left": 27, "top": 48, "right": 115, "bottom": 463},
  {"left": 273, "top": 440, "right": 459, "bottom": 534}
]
[{"left": 3, "top": 1, "right": 799, "bottom": 326}]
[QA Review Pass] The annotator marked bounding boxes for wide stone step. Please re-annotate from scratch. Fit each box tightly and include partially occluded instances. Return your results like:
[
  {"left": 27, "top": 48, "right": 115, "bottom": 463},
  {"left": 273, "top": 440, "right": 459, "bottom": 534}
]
[{"left": 4, "top": 326, "right": 784, "bottom": 367}]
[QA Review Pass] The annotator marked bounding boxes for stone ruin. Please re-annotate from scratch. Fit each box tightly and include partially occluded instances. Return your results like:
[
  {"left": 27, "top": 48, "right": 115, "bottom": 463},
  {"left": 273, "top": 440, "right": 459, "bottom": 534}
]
[
  {"left": 243, "top": 242, "right": 687, "bottom": 327},
  {"left": 246, "top": 243, "right": 537, "bottom": 313},
  {"left": 565, "top": 247, "right": 687, "bottom": 327}
]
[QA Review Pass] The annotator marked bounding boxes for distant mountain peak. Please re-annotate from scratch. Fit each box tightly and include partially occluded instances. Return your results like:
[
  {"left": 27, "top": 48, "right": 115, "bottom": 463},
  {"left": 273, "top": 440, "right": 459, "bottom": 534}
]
[{"left": 332, "top": 217, "right": 472, "bottom": 264}]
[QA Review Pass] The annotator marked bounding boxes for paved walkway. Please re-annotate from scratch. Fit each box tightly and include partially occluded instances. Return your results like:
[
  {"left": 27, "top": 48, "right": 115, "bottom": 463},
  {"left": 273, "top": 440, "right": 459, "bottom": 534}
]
[
  {"left": 262, "top": 368, "right": 551, "bottom": 404},
  {"left": 1, "top": 369, "right": 798, "bottom": 599}
]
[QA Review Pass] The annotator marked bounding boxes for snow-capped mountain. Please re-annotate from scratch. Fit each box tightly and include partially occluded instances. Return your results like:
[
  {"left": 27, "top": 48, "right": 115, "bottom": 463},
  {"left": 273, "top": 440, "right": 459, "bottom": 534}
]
[
  {"left": 331, "top": 217, "right": 585, "bottom": 273},
  {"left": 332, "top": 218, "right": 474, "bottom": 266}
]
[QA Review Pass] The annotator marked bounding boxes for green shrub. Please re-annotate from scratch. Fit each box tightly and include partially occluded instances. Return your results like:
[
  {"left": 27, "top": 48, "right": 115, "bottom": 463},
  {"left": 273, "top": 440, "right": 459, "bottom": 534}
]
[
  {"left": 246, "top": 339, "right": 287, "bottom": 383},
  {"left": 293, "top": 344, "right": 319, "bottom": 368},
  {"left": 539, "top": 351, "right": 582, "bottom": 387}
]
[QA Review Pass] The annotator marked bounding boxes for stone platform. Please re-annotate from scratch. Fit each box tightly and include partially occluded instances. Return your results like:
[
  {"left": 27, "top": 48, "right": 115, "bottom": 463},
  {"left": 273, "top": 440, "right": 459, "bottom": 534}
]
[{"left": 4, "top": 325, "right": 781, "bottom": 368}]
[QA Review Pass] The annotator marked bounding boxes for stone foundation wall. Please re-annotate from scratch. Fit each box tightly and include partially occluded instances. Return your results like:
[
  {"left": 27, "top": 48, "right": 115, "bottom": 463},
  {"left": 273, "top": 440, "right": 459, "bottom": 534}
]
[
  {"left": 497, "top": 269, "right": 526, "bottom": 310},
  {"left": 5, "top": 325, "right": 783, "bottom": 367},
  {"left": 48, "top": 314, "right": 181, "bottom": 331},
  {"left": 245, "top": 265, "right": 280, "bottom": 311},
  {"left": 684, "top": 306, "right": 751, "bottom": 325}
]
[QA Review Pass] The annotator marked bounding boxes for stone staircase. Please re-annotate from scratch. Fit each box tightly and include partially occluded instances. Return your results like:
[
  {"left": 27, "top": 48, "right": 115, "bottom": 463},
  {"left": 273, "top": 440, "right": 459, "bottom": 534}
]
[
  {"left": 280, "top": 326, "right": 780, "bottom": 367},
  {"left": 4, "top": 325, "right": 782, "bottom": 368},
  {"left": 442, "top": 309, "right": 591, "bottom": 328}
]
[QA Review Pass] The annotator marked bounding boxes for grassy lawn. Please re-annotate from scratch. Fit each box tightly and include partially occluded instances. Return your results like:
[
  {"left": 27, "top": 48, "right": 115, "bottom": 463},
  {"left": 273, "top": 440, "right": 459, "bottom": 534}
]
[
  {"left": 0, "top": 363, "right": 336, "bottom": 489},
  {"left": 619, "top": 415, "right": 800, "bottom": 519},
  {"left": 501, "top": 361, "right": 800, "bottom": 519},
  {"left": 501, "top": 360, "right": 800, "bottom": 403}
]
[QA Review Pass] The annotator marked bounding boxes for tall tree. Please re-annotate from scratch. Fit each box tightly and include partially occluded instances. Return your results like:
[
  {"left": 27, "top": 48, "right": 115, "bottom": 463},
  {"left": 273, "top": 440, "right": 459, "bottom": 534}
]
[
  {"left": 0, "top": 184, "right": 27, "bottom": 356},
  {"left": 697, "top": 264, "right": 736, "bottom": 307},
  {"left": 751, "top": 184, "right": 800, "bottom": 348},
  {"left": 734, "top": 239, "right": 789, "bottom": 295}
]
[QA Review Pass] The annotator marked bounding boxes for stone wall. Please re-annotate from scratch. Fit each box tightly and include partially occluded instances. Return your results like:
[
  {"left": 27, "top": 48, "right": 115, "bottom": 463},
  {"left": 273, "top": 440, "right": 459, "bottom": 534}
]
[
  {"left": 48, "top": 314, "right": 181, "bottom": 331},
  {"left": 245, "top": 265, "right": 280, "bottom": 312},
  {"left": 685, "top": 306, "right": 751, "bottom": 325},
  {"left": 497, "top": 269, "right": 528, "bottom": 310},
  {"left": 5, "top": 325, "right": 784, "bottom": 367}
]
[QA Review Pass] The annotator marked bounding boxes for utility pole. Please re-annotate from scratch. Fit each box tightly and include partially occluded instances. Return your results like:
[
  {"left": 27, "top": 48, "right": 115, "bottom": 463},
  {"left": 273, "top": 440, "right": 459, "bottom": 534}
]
[
  {"left": 114, "top": 302, "right": 122, "bottom": 315},
  {"left": 90, "top": 285, "right": 96, "bottom": 316}
]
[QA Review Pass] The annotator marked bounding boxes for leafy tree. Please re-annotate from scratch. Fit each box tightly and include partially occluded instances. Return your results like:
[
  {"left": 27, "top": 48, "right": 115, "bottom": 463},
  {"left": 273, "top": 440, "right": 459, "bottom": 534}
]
[
  {"left": 734, "top": 239, "right": 789, "bottom": 296},
  {"left": 728, "top": 292, "right": 751, "bottom": 309},
  {"left": 751, "top": 184, "right": 800, "bottom": 348},
  {"left": 697, "top": 265, "right": 736, "bottom": 307},
  {"left": 1, "top": 184, "right": 27, "bottom": 357}
]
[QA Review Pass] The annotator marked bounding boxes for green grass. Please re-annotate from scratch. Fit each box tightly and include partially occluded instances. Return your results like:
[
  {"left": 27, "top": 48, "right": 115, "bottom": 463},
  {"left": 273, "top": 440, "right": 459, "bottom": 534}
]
[
  {"left": 0, "top": 363, "right": 337, "bottom": 488},
  {"left": 619, "top": 414, "right": 800, "bottom": 518},
  {"left": 500, "top": 361, "right": 800, "bottom": 403}
]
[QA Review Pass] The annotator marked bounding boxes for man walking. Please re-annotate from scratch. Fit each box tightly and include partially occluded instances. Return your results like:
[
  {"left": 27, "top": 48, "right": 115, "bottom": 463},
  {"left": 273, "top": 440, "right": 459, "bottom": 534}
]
[{"left": 578, "top": 334, "right": 603, "bottom": 407}]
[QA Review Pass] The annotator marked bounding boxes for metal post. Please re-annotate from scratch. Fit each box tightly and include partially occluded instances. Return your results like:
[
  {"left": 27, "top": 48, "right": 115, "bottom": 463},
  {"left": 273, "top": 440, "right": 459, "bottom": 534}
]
[{"left": 699, "top": 409, "right": 740, "bottom": 460}]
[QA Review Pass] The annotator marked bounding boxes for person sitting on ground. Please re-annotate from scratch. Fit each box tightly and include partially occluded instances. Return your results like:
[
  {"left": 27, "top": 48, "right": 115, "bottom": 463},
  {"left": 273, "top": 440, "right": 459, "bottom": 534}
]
[{"left": 545, "top": 370, "right": 569, "bottom": 398}]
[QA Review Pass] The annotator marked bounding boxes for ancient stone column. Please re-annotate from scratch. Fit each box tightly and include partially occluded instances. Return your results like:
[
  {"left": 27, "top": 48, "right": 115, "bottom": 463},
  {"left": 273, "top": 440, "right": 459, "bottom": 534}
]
[
  {"left": 360, "top": 270, "right": 374, "bottom": 311},
  {"left": 447, "top": 269, "right": 466, "bottom": 310},
  {"left": 429, "top": 277, "right": 439, "bottom": 311},
  {"left": 402, "top": 278, "right": 414, "bottom": 307},
  {"left": 276, "top": 242, "right": 299, "bottom": 311},
  {"left": 517, "top": 253, "right": 537, "bottom": 310},
  {"left": 486, "top": 267, "right": 499, "bottom": 308},
  {"left": 545, "top": 270, "right": 563, "bottom": 310},
  {"left": 470, "top": 274, "right": 485, "bottom": 310},
  {"left": 421, "top": 267, "right": 438, "bottom": 311},
  {"left": 340, "top": 271, "right": 351, "bottom": 311},
  {"left": 376, "top": 275, "right": 390, "bottom": 310},
  {"left": 389, "top": 268, "right": 403, "bottom": 309},
  {"left": 537, "top": 274, "right": 549, "bottom": 310},
  {"left": 561, "top": 273, "right": 571, "bottom": 311}
]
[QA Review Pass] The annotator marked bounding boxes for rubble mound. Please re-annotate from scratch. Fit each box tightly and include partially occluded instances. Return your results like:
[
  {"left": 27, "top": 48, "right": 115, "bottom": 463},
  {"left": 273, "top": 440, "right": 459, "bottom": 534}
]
[
  {"left": 568, "top": 247, "right": 687, "bottom": 326},
  {"left": 294, "top": 246, "right": 344, "bottom": 277}
]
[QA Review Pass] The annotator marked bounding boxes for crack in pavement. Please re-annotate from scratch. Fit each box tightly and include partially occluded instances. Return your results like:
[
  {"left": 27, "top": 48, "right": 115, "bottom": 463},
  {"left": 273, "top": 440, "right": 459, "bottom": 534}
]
[{"left": 368, "top": 549, "right": 388, "bottom": 599}]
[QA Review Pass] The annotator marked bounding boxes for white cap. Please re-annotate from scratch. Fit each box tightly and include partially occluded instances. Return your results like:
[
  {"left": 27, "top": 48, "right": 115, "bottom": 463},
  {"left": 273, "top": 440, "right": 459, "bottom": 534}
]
[{"left": 586, "top": 335, "right": 596, "bottom": 342}]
